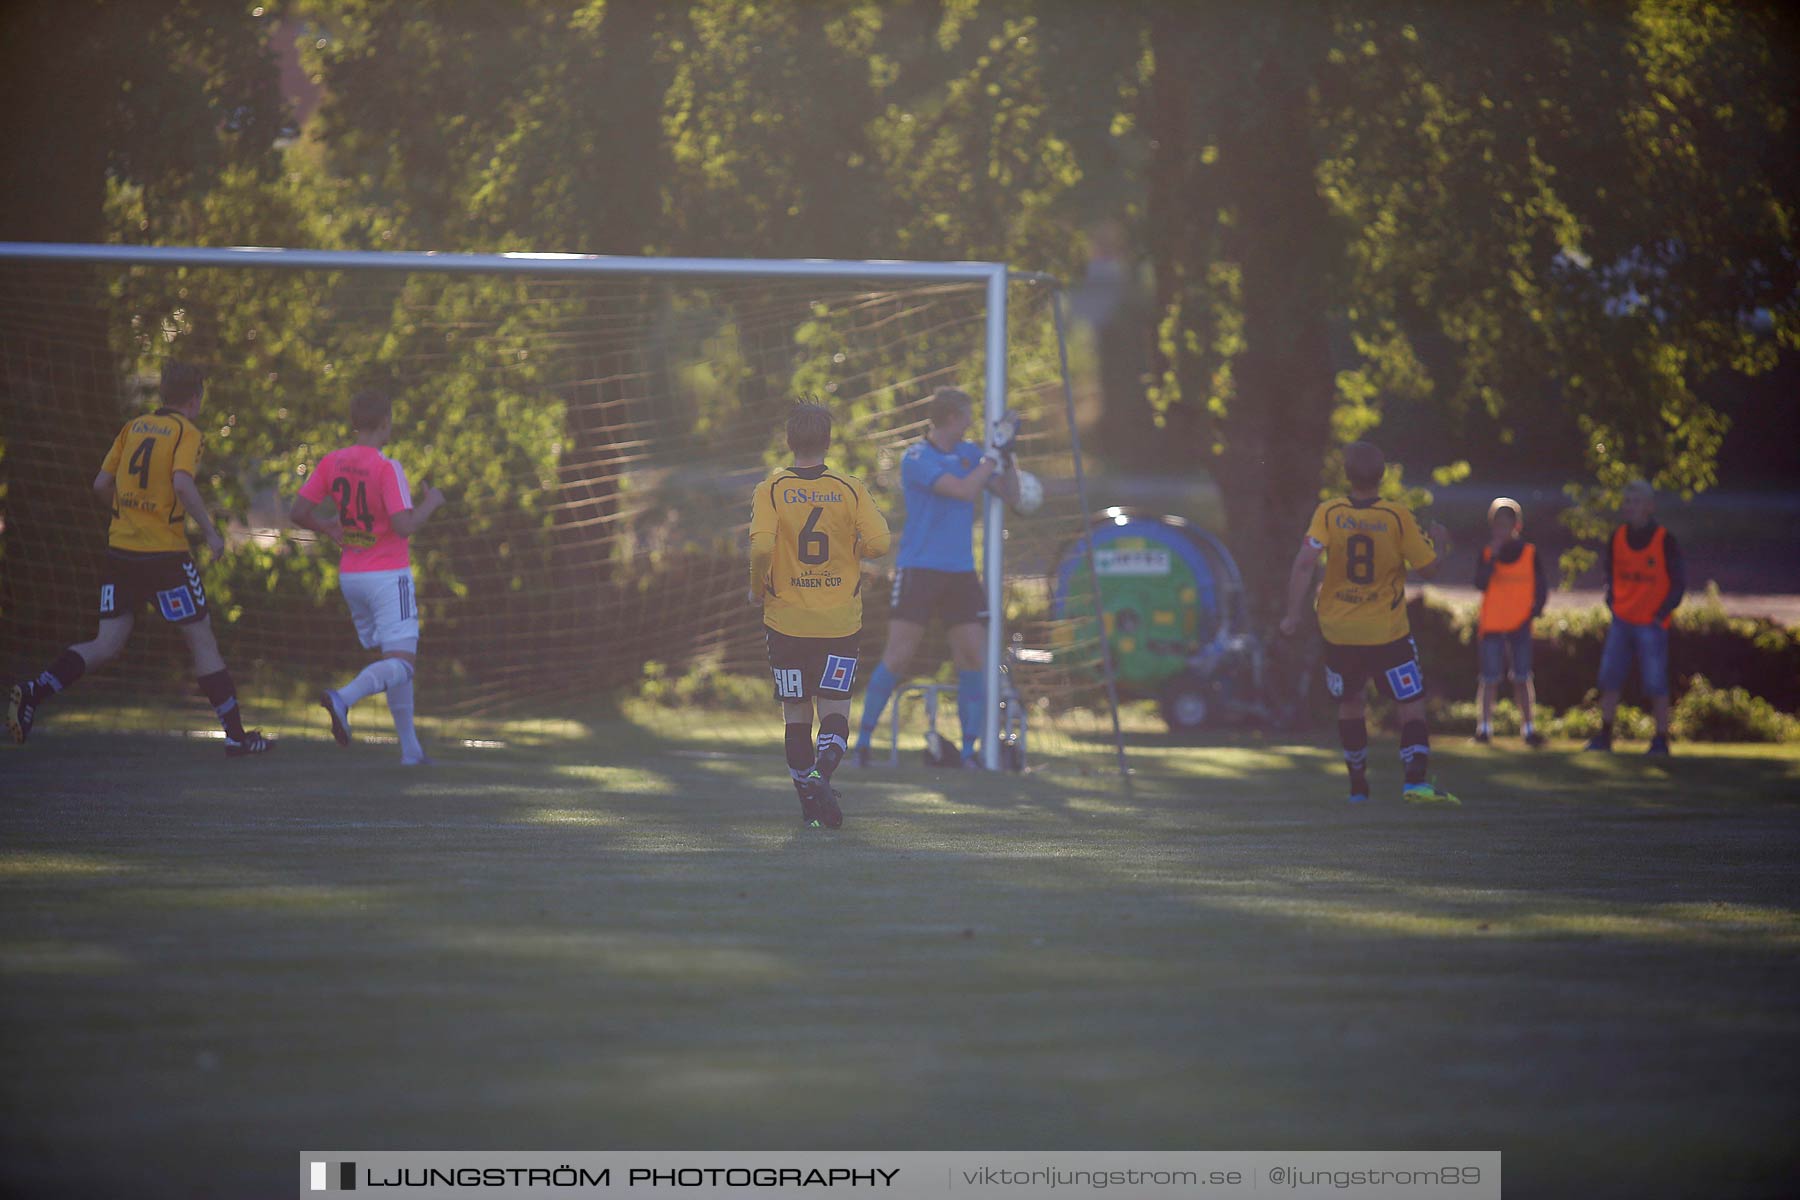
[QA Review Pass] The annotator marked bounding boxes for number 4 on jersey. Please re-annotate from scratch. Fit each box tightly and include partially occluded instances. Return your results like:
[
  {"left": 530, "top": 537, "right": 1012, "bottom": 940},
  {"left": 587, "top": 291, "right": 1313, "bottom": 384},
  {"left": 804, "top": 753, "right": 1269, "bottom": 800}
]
[{"left": 127, "top": 437, "right": 156, "bottom": 489}]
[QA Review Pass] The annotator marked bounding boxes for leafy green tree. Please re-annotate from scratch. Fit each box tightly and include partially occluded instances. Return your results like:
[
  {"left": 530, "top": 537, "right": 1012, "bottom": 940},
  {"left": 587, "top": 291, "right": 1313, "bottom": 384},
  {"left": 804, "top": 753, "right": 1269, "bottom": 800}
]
[
  {"left": 301, "top": 0, "right": 671, "bottom": 254},
  {"left": 1, "top": 0, "right": 288, "bottom": 660},
  {"left": 0, "top": 0, "right": 287, "bottom": 244},
  {"left": 11, "top": 0, "right": 1794, "bottom": 694},
  {"left": 1119, "top": 0, "right": 1797, "bottom": 601},
  {"left": 1323, "top": 0, "right": 1797, "bottom": 577}
]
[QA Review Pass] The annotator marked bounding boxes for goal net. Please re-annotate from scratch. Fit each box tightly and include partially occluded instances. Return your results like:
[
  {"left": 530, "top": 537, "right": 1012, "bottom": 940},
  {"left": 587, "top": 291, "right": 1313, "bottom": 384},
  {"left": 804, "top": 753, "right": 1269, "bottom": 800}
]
[{"left": 0, "top": 246, "right": 1123, "bottom": 770}]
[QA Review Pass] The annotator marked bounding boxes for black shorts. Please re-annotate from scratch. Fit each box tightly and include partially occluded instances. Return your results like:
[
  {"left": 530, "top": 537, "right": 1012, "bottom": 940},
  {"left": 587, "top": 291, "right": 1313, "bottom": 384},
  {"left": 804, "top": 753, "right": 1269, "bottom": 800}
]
[
  {"left": 1324, "top": 636, "right": 1426, "bottom": 703},
  {"left": 889, "top": 567, "right": 986, "bottom": 626},
  {"left": 765, "top": 627, "right": 862, "bottom": 703},
  {"left": 98, "top": 550, "right": 209, "bottom": 626}
]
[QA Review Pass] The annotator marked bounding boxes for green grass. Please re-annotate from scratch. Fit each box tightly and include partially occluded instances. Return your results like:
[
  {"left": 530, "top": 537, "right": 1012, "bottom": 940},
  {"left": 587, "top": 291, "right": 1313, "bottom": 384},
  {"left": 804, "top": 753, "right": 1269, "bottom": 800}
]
[{"left": 2, "top": 721, "right": 1798, "bottom": 1199}]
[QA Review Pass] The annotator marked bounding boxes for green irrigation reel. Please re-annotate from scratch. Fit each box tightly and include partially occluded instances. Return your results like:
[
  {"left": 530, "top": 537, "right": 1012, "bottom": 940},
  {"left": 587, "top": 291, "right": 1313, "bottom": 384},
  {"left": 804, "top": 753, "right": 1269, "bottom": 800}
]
[{"left": 1053, "top": 508, "right": 1304, "bottom": 734}]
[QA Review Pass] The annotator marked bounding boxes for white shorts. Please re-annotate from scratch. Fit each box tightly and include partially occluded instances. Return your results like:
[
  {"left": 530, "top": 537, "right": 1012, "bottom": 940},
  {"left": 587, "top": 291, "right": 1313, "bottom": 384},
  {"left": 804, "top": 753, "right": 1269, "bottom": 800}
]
[{"left": 339, "top": 568, "right": 420, "bottom": 652}]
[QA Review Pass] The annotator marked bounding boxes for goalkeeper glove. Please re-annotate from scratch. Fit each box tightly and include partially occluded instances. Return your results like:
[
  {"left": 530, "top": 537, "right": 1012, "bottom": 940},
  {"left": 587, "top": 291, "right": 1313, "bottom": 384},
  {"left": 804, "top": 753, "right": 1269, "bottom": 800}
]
[{"left": 990, "top": 408, "right": 1021, "bottom": 463}]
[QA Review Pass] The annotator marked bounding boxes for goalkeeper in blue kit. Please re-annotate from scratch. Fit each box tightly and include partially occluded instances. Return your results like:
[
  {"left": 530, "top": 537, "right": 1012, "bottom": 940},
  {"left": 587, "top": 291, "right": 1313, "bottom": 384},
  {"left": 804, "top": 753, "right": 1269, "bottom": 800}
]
[{"left": 852, "top": 387, "right": 1020, "bottom": 767}]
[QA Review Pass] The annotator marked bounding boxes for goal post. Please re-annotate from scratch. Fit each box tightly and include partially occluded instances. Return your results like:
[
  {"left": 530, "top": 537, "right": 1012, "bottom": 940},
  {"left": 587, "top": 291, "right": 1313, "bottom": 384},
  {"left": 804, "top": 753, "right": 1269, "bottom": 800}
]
[
  {"left": 981, "top": 264, "right": 1007, "bottom": 769},
  {"left": 0, "top": 241, "right": 1125, "bottom": 772}
]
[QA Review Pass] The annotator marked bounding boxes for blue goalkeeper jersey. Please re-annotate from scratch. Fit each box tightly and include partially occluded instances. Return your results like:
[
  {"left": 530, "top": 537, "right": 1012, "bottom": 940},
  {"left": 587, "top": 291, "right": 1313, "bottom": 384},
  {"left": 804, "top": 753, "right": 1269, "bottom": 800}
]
[{"left": 896, "top": 438, "right": 987, "bottom": 572}]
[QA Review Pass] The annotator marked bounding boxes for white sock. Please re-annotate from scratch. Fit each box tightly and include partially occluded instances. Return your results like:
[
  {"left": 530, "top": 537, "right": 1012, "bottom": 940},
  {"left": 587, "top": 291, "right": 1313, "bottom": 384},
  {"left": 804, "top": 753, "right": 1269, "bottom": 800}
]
[
  {"left": 1522, "top": 720, "right": 1535, "bottom": 736},
  {"left": 385, "top": 668, "right": 424, "bottom": 760},
  {"left": 338, "top": 657, "right": 411, "bottom": 707}
]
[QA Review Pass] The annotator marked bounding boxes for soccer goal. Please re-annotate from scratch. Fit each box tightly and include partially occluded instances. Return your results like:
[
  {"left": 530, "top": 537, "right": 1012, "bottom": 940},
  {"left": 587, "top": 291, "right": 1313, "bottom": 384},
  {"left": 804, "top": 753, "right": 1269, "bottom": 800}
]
[{"left": 0, "top": 243, "right": 1124, "bottom": 771}]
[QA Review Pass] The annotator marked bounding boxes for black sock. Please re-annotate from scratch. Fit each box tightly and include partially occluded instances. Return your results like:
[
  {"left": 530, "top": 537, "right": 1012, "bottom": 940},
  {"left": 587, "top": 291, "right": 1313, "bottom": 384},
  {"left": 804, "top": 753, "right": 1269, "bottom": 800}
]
[
  {"left": 785, "top": 721, "right": 816, "bottom": 816},
  {"left": 785, "top": 721, "right": 814, "bottom": 778},
  {"left": 1338, "top": 717, "right": 1369, "bottom": 794},
  {"left": 1400, "top": 719, "right": 1430, "bottom": 785},
  {"left": 815, "top": 714, "right": 849, "bottom": 781},
  {"left": 33, "top": 648, "right": 88, "bottom": 699},
  {"left": 197, "top": 670, "right": 248, "bottom": 741}
]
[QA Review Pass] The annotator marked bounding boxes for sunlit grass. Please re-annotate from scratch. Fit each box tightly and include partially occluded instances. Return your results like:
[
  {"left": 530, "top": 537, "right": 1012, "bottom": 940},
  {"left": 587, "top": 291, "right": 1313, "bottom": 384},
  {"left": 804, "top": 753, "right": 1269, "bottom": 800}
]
[
  {"left": 525, "top": 807, "right": 632, "bottom": 828},
  {"left": 430, "top": 928, "right": 793, "bottom": 982},
  {"left": 0, "top": 852, "right": 135, "bottom": 880},
  {"left": 0, "top": 940, "right": 134, "bottom": 976},
  {"left": 114, "top": 884, "right": 388, "bottom": 914},
  {"left": 551, "top": 763, "right": 677, "bottom": 793},
  {"left": 1183, "top": 893, "right": 1800, "bottom": 949}
]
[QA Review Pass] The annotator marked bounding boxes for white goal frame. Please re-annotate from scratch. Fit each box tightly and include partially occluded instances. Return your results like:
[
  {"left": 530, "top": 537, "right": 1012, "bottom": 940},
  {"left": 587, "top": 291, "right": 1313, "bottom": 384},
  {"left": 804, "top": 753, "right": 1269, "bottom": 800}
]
[{"left": 1, "top": 241, "right": 1036, "bottom": 767}]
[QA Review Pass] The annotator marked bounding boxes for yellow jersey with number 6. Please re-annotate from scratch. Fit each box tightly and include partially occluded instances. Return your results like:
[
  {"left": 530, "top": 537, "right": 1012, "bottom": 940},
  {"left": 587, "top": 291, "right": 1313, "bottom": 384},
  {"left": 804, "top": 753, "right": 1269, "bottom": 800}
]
[
  {"left": 1305, "top": 496, "right": 1437, "bottom": 645},
  {"left": 750, "top": 464, "right": 891, "bottom": 638},
  {"left": 100, "top": 408, "right": 203, "bottom": 553}
]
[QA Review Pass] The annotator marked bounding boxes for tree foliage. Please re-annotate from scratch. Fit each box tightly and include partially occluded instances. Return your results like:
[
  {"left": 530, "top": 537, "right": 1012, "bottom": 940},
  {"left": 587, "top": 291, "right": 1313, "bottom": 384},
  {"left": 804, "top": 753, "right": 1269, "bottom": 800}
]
[{"left": 4, "top": 0, "right": 1795, "bottom": 642}]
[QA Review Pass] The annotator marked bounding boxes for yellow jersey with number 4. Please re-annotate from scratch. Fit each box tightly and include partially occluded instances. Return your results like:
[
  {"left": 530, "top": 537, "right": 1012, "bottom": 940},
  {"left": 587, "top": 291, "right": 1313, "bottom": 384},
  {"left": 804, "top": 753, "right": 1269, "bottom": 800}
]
[
  {"left": 1305, "top": 496, "right": 1437, "bottom": 645},
  {"left": 100, "top": 408, "right": 203, "bottom": 553},
  {"left": 750, "top": 464, "right": 891, "bottom": 638}
]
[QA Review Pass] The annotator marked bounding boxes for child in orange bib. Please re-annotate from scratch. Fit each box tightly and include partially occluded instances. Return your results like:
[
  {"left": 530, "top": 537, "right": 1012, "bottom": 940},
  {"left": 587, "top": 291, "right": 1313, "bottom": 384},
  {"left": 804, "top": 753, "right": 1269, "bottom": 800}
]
[
  {"left": 1473, "top": 498, "right": 1547, "bottom": 747},
  {"left": 1586, "top": 481, "right": 1684, "bottom": 755}
]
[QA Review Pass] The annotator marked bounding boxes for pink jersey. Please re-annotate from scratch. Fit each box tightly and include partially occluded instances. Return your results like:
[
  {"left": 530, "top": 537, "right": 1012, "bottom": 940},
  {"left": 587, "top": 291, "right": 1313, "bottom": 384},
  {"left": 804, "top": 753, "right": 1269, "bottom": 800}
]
[{"left": 298, "top": 445, "right": 415, "bottom": 573}]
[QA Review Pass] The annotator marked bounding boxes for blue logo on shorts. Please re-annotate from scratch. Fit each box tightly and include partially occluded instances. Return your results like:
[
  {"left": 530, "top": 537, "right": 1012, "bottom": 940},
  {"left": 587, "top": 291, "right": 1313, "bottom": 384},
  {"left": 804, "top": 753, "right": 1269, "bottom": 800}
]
[
  {"left": 820, "top": 654, "right": 858, "bottom": 693},
  {"left": 157, "top": 585, "right": 197, "bottom": 622},
  {"left": 1385, "top": 660, "right": 1424, "bottom": 700}
]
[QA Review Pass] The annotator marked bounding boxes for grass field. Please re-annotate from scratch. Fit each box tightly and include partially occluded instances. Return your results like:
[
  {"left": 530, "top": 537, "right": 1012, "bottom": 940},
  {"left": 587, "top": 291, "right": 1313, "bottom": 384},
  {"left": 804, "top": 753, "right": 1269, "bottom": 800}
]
[{"left": 3, "top": 721, "right": 1798, "bottom": 1199}]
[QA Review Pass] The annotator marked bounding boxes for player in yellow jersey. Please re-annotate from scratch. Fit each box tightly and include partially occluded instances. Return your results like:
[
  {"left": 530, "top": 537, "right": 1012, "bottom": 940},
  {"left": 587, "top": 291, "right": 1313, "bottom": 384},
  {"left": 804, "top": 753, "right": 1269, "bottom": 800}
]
[
  {"left": 1279, "top": 441, "right": 1453, "bottom": 805},
  {"left": 749, "top": 402, "right": 891, "bottom": 827},
  {"left": 8, "top": 362, "right": 272, "bottom": 755}
]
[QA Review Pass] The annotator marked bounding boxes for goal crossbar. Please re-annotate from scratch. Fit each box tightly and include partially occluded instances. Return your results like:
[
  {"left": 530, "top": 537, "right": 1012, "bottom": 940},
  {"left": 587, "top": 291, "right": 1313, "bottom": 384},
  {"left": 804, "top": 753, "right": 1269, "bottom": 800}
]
[{"left": 0, "top": 242, "right": 1007, "bottom": 284}]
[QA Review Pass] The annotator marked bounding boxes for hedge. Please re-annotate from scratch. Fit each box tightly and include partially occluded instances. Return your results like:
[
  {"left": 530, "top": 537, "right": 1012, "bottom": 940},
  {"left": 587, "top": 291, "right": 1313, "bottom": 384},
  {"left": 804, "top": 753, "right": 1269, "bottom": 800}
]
[{"left": 1406, "top": 587, "right": 1800, "bottom": 713}]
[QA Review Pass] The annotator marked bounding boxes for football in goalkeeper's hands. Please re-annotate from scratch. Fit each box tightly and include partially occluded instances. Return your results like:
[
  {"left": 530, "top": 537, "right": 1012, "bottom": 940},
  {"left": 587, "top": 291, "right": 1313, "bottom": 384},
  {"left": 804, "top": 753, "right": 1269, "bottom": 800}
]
[{"left": 1011, "top": 469, "right": 1044, "bottom": 515}]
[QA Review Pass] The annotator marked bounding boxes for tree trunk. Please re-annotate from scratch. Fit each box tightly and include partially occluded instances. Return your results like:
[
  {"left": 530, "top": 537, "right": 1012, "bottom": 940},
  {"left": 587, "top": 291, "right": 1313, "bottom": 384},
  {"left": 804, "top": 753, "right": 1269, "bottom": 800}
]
[
  {"left": 1211, "top": 61, "right": 1337, "bottom": 616},
  {"left": 0, "top": 5, "right": 122, "bottom": 674},
  {"left": 1146, "top": 3, "right": 1338, "bottom": 620}
]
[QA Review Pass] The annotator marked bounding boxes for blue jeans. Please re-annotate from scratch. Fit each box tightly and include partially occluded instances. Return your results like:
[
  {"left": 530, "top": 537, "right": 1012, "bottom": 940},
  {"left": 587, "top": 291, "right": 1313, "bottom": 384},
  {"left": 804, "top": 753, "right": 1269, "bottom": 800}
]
[
  {"left": 1597, "top": 618, "right": 1670, "bottom": 698},
  {"left": 1478, "top": 626, "right": 1533, "bottom": 683}
]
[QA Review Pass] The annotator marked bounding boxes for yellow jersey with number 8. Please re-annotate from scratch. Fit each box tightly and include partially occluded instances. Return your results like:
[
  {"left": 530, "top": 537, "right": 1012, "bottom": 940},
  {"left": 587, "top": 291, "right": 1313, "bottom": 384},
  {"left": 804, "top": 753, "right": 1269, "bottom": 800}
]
[
  {"left": 100, "top": 408, "right": 203, "bottom": 553},
  {"left": 1305, "top": 496, "right": 1437, "bottom": 645}
]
